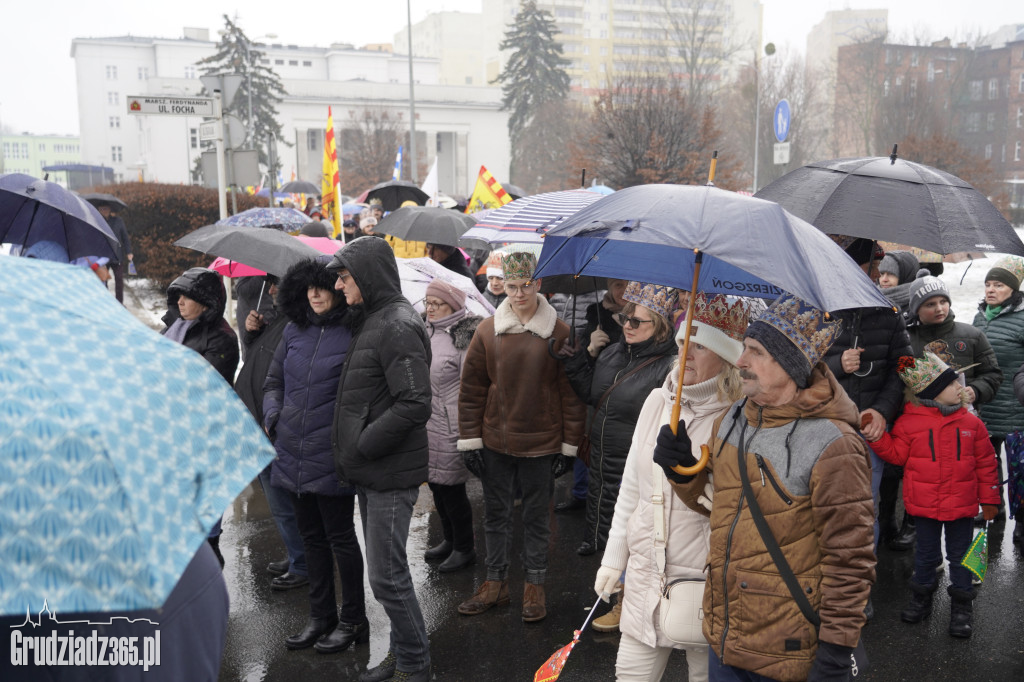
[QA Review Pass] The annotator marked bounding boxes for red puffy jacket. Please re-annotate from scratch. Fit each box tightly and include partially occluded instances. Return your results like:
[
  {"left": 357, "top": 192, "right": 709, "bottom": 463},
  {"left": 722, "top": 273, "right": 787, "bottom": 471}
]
[{"left": 873, "top": 403, "right": 1000, "bottom": 521}]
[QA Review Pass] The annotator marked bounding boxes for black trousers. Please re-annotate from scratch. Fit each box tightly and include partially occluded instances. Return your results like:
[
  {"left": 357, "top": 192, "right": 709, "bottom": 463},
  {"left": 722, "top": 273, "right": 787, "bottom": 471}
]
[
  {"left": 428, "top": 482, "right": 475, "bottom": 553},
  {"left": 289, "top": 491, "right": 366, "bottom": 624}
]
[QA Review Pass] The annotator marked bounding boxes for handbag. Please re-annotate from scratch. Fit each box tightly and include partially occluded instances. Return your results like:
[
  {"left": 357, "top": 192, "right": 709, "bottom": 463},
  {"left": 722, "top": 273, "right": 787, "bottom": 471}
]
[
  {"left": 652, "top": 452, "right": 706, "bottom": 645},
  {"left": 735, "top": 414, "right": 870, "bottom": 677},
  {"left": 578, "top": 355, "right": 662, "bottom": 468}
]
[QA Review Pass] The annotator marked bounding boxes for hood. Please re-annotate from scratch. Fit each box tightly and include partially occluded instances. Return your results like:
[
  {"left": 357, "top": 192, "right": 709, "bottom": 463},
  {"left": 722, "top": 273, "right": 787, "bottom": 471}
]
[
  {"left": 326, "top": 236, "right": 404, "bottom": 313},
  {"left": 165, "top": 267, "right": 226, "bottom": 325},
  {"left": 744, "top": 362, "right": 859, "bottom": 430},
  {"left": 278, "top": 258, "right": 348, "bottom": 328},
  {"left": 889, "top": 250, "right": 920, "bottom": 284}
]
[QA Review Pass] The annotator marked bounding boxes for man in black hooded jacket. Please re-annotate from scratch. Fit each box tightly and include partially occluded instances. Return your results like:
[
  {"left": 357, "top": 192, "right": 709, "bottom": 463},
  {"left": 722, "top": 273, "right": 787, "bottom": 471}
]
[{"left": 328, "top": 237, "right": 432, "bottom": 682}]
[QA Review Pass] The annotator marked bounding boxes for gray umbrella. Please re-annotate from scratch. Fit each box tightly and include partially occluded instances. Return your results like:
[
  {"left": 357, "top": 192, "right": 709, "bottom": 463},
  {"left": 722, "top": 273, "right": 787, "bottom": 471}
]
[
  {"left": 174, "top": 224, "right": 326, "bottom": 277},
  {"left": 279, "top": 180, "right": 320, "bottom": 195},
  {"left": 80, "top": 192, "right": 128, "bottom": 210},
  {"left": 375, "top": 206, "right": 475, "bottom": 247}
]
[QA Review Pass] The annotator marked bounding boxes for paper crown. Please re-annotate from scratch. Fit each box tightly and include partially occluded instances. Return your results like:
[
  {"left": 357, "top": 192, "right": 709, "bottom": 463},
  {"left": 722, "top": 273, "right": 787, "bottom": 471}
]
[
  {"left": 677, "top": 293, "right": 752, "bottom": 365},
  {"left": 368, "top": 197, "right": 384, "bottom": 207},
  {"left": 987, "top": 255, "right": 1024, "bottom": 290},
  {"left": 755, "top": 294, "right": 842, "bottom": 370},
  {"left": 897, "top": 352, "right": 956, "bottom": 396},
  {"left": 502, "top": 251, "right": 537, "bottom": 281},
  {"left": 486, "top": 251, "right": 505, "bottom": 278},
  {"left": 622, "top": 281, "right": 677, "bottom": 319}
]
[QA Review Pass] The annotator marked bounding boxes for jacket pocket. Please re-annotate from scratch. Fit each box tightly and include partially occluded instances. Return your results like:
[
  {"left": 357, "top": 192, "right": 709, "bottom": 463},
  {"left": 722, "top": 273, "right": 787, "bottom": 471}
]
[{"left": 732, "top": 568, "right": 817, "bottom": 658}]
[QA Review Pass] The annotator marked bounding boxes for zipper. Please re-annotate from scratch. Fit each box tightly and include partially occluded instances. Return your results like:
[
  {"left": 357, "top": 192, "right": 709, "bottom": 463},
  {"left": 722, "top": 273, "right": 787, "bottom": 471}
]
[
  {"left": 592, "top": 346, "right": 633, "bottom": 544},
  {"left": 928, "top": 430, "right": 936, "bottom": 462},
  {"left": 297, "top": 326, "right": 326, "bottom": 490},
  {"left": 755, "top": 454, "right": 793, "bottom": 505}
]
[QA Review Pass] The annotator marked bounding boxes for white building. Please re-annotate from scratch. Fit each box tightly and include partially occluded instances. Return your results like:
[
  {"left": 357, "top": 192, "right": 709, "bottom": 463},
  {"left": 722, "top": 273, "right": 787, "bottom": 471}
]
[
  {"left": 394, "top": 12, "right": 489, "bottom": 87},
  {"left": 70, "top": 28, "right": 510, "bottom": 193}
]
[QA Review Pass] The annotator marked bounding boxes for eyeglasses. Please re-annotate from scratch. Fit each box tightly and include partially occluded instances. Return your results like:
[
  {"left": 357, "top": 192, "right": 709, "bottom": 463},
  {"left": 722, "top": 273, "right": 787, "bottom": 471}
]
[
  {"left": 504, "top": 282, "right": 536, "bottom": 295},
  {"left": 615, "top": 312, "right": 654, "bottom": 330},
  {"left": 424, "top": 300, "right": 450, "bottom": 310},
  {"left": 336, "top": 273, "right": 353, "bottom": 284}
]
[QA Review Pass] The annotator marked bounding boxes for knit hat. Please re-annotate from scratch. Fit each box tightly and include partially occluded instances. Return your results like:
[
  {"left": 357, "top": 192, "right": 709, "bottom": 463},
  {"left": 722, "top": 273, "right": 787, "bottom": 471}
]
[
  {"left": 897, "top": 352, "right": 959, "bottom": 400},
  {"left": 676, "top": 293, "right": 750, "bottom": 365},
  {"left": 984, "top": 255, "right": 1024, "bottom": 291},
  {"left": 744, "top": 294, "right": 841, "bottom": 389},
  {"left": 502, "top": 251, "right": 537, "bottom": 281},
  {"left": 425, "top": 278, "right": 466, "bottom": 312},
  {"left": 878, "top": 253, "right": 900, "bottom": 277},
  {"left": 622, "top": 281, "right": 677, "bottom": 319},
  {"left": 844, "top": 238, "right": 884, "bottom": 266},
  {"left": 486, "top": 251, "right": 505, "bottom": 279},
  {"left": 908, "top": 275, "right": 951, "bottom": 318}
]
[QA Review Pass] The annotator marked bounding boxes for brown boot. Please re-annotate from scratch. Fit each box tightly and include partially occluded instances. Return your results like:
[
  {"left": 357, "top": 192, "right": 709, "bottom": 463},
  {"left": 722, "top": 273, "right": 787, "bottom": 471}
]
[
  {"left": 592, "top": 591, "right": 622, "bottom": 632},
  {"left": 522, "top": 583, "right": 547, "bottom": 622},
  {"left": 457, "top": 580, "right": 509, "bottom": 616}
]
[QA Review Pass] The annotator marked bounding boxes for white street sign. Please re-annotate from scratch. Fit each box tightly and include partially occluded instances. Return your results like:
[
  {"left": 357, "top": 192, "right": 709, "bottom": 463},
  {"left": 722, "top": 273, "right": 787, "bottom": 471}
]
[
  {"left": 127, "top": 96, "right": 214, "bottom": 117},
  {"left": 773, "top": 142, "right": 791, "bottom": 165},
  {"left": 199, "top": 122, "right": 218, "bottom": 142}
]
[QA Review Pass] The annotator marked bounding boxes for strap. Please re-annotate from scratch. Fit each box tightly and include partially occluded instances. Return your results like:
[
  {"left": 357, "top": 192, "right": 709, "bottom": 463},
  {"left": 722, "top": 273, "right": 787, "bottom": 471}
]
[
  {"left": 594, "top": 355, "right": 662, "bottom": 414},
  {"left": 736, "top": 416, "right": 822, "bottom": 628},
  {"left": 652, "top": 450, "right": 667, "bottom": 575}
]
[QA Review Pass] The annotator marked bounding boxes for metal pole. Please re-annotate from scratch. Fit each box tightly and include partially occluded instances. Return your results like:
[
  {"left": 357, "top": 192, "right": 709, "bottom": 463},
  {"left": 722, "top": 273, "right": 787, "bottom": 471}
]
[
  {"left": 243, "top": 39, "right": 254, "bottom": 148},
  {"left": 752, "top": 49, "right": 760, "bottom": 194},
  {"left": 267, "top": 134, "right": 276, "bottom": 208},
  {"left": 406, "top": 0, "right": 419, "bottom": 183},
  {"left": 213, "top": 90, "right": 228, "bottom": 220}
]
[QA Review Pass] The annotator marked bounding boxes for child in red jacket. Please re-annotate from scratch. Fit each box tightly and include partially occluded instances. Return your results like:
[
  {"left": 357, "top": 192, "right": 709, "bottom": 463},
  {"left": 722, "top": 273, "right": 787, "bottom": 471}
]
[{"left": 868, "top": 352, "right": 999, "bottom": 639}]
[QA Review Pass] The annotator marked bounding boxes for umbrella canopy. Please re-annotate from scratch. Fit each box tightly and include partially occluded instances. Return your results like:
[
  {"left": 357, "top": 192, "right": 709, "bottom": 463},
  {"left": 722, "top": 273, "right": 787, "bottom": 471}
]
[
  {"left": 357, "top": 180, "right": 429, "bottom": 211},
  {"left": 399, "top": 257, "right": 496, "bottom": 318},
  {"left": 534, "top": 184, "right": 893, "bottom": 311},
  {"left": 216, "top": 207, "right": 310, "bottom": 231},
  {"left": 585, "top": 184, "right": 615, "bottom": 196},
  {"left": 0, "top": 173, "right": 118, "bottom": 261},
  {"left": 754, "top": 154, "right": 1024, "bottom": 256},
  {"left": 175, "top": 224, "right": 326, "bottom": 278},
  {"left": 461, "top": 190, "right": 602, "bottom": 249},
  {"left": 80, "top": 192, "right": 128, "bottom": 210},
  {"left": 278, "top": 180, "right": 320, "bottom": 195},
  {"left": 503, "top": 183, "right": 527, "bottom": 200},
  {"left": 375, "top": 206, "right": 475, "bottom": 247},
  {"left": 0, "top": 257, "right": 274, "bottom": 615}
]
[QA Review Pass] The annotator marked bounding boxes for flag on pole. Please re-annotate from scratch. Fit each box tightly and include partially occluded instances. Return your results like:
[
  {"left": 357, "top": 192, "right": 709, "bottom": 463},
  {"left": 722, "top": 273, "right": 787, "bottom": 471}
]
[
  {"left": 534, "top": 594, "right": 604, "bottom": 682},
  {"left": 465, "top": 165, "right": 513, "bottom": 214},
  {"left": 421, "top": 158, "right": 439, "bottom": 206},
  {"left": 961, "top": 525, "right": 989, "bottom": 582},
  {"left": 321, "top": 106, "right": 342, "bottom": 237},
  {"left": 393, "top": 146, "right": 404, "bottom": 181}
]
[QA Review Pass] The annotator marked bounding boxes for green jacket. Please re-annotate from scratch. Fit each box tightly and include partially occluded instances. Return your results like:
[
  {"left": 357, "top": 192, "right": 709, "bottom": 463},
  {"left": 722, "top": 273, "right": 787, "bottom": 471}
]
[{"left": 974, "top": 294, "right": 1024, "bottom": 438}]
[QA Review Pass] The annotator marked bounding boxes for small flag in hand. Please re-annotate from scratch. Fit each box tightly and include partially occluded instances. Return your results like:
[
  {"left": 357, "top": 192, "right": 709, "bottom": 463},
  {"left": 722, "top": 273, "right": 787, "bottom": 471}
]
[{"left": 961, "top": 526, "right": 988, "bottom": 583}]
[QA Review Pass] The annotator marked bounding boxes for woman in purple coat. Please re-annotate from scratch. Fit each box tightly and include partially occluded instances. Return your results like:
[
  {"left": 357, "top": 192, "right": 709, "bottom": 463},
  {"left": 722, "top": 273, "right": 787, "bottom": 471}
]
[{"left": 263, "top": 259, "right": 367, "bottom": 654}]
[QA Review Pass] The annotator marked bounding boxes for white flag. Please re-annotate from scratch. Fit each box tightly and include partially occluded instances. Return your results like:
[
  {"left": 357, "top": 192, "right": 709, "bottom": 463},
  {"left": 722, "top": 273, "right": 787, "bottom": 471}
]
[{"left": 421, "top": 158, "right": 439, "bottom": 206}]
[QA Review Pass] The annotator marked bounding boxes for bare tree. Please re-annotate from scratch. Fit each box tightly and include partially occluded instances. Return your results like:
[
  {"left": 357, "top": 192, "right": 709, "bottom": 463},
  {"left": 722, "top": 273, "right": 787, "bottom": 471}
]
[
  {"left": 337, "top": 106, "right": 404, "bottom": 192},
  {"left": 511, "top": 99, "right": 589, "bottom": 193}
]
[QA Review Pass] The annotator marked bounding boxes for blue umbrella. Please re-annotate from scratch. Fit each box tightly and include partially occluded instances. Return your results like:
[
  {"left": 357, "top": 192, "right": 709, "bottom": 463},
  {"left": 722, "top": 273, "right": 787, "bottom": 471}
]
[
  {"left": 534, "top": 184, "right": 892, "bottom": 311},
  {"left": 0, "top": 257, "right": 275, "bottom": 615},
  {"left": 585, "top": 184, "right": 615, "bottom": 195},
  {"left": 0, "top": 173, "right": 118, "bottom": 261},
  {"left": 461, "top": 189, "right": 602, "bottom": 248},
  {"left": 216, "top": 207, "right": 310, "bottom": 230}
]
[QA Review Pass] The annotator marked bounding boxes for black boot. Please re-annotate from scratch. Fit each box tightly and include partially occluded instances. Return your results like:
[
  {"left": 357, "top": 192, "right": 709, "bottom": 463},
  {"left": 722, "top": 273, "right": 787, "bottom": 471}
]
[
  {"left": 424, "top": 540, "right": 452, "bottom": 561},
  {"left": 1013, "top": 514, "right": 1024, "bottom": 545},
  {"left": 285, "top": 616, "right": 339, "bottom": 650},
  {"left": 888, "top": 515, "right": 916, "bottom": 551},
  {"left": 900, "top": 581, "right": 937, "bottom": 624},
  {"left": 948, "top": 587, "right": 975, "bottom": 638}
]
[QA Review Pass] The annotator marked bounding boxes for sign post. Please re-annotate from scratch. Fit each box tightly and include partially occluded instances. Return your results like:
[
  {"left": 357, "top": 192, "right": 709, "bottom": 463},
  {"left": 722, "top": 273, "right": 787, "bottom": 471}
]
[
  {"left": 773, "top": 99, "right": 791, "bottom": 167},
  {"left": 126, "top": 96, "right": 214, "bottom": 117},
  {"left": 212, "top": 91, "right": 227, "bottom": 221}
]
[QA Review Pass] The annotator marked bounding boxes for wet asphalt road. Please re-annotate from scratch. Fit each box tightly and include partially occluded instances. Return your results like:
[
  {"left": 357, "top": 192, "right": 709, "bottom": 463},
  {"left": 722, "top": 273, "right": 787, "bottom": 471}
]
[{"left": 217, "top": 478, "right": 1024, "bottom": 682}]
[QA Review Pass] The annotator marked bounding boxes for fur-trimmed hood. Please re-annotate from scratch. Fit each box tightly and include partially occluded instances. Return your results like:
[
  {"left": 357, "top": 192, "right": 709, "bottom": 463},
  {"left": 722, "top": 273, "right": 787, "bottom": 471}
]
[
  {"left": 425, "top": 308, "right": 483, "bottom": 350},
  {"left": 164, "top": 267, "right": 227, "bottom": 327},
  {"left": 278, "top": 258, "right": 348, "bottom": 328},
  {"left": 493, "top": 294, "right": 557, "bottom": 338}
]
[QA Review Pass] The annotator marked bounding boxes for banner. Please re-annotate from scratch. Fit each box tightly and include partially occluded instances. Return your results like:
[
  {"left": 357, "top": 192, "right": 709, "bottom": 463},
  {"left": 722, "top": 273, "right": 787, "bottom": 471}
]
[
  {"left": 465, "top": 165, "right": 513, "bottom": 214},
  {"left": 321, "top": 106, "right": 342, "bottom": 237},
  {"left": 393, "top": 146, "right": 403, "bottom": 181}
]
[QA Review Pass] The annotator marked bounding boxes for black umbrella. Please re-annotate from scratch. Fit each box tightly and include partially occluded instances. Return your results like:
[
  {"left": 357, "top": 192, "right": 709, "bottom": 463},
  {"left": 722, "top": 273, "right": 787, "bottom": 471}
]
[
  {"left": 278, "top": 180, "right": 320, "bottom": 195},
  {"left": 375, "top": 206, "right": 475, "bottom": 247},
  {"left": 174, "top": 224, "right": 326, "bottom": 278},
  {"left": 80, "top": 192, "right": 129, "bottom": 210},
  {"left": 503, "top": 183, "right": 528, "bottom": 200},
  {"left": 363, "top": 180, "right": 429, "bottom": 211},
  {"left": 754, "top": 148, "right": 1024, "bottom": 256}
]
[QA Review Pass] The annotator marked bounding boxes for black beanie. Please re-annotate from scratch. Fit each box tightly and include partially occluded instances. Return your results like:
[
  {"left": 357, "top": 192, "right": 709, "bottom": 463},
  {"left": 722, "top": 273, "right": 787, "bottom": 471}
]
[
  {"left": 917, "top": 367, "right": 960, "bottom": 400},
  {"left": 744, "top": 320, "right": 812, "bottom": 389}
]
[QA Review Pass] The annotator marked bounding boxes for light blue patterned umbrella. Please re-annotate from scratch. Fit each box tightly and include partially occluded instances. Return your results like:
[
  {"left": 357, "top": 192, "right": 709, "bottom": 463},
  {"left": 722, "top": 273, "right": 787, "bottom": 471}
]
[
  {"left": 216, "top": 206, "right": 310, "bottom": 231},
  {"left": 0, "top": 257, "right": 275, "bottom": 616}
]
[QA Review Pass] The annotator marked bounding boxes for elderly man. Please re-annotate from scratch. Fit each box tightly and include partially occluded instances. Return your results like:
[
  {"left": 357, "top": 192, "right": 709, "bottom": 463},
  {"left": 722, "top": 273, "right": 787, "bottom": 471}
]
[
  {"left": 654, "top": 294, "right": 875, "bottom": 682},
  {"left": 328, "top": 236, "right": 432, "bottom": 682}
]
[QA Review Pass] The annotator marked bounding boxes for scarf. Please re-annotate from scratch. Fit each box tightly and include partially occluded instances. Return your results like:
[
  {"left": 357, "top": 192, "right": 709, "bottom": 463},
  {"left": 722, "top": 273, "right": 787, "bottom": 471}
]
[{"left": 164, "top": 317, "right": 196, "bottom": 344}]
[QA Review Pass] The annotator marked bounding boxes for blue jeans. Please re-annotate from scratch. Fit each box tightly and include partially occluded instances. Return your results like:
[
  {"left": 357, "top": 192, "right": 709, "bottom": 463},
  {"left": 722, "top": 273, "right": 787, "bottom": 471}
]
[
  {"left": 571, "top": 457, "right": 588, "bottom": 500},
  {"left": 708, "top": 647, "right": 778, "bottom": 682},
  {"left": 913, "top": 516, "right": 974, "bottom": 592},
  {"left": 868, "top": 445, "right": 884, "bottom": 548},
  {"left": 357, "top": 486, "right": 430, "bottom": 673},
  {"left": 257, "top": 466, "right": 307, "bottom": 576}
]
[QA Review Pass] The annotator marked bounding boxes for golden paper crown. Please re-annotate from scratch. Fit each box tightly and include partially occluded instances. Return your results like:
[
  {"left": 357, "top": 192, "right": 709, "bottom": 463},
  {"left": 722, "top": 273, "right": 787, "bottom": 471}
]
[
  {"left": 757, "top": 294, "right": 842, "bottom": 369},
  {"left": 692, "top": 293, "right": 750, "bottom": 341},
  {"left": 368, "top": 197, "right": 384, "bottom": 207},
  {"left": 622, "top": 281, "right": 677, "bottom": 319}
]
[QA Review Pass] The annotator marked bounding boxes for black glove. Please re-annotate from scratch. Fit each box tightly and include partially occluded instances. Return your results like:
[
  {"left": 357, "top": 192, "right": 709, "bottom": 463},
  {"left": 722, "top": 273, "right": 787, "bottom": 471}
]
[
  {"left": 551, "top": 455, "right": 573, "bottom": 478},
  {"left": 462, "top": 449, "right": 485, "bottom": 478},
  {"left": 653, "top": 422, "right": 696, "bottom": 484},
  {"left": 808, "top": 641, "right": 854, "bottom": 682}
]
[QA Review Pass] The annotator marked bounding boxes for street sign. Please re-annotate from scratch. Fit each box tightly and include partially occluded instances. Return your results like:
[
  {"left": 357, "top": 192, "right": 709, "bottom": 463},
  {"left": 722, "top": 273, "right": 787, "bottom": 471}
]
[
  {"left": 199, "top": 121, "right": 218, "bottom": 142},
  {"left": 200, "top": 73, "right": 244, "bottom": 109},
  {"left": 200, "top": 149, "right": 260, "bottom": 188},
  {"left": 773, "top": 99, "right": 791, "bottom": 143},
  {"left": 774, "top": 142, "right": 791, "bottom": 165},
  {"left": 126, "top": 96, "right": 214, "bottom": 117}
]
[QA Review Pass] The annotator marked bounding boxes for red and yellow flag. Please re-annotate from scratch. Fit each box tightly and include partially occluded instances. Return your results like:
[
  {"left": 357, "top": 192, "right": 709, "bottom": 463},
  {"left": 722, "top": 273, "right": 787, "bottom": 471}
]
[
  {"left": 321, "top": 106, "right": 342, "bottom": 237},
  {"left": 465, "top": 165, "right": 513, "bottom": 214}
]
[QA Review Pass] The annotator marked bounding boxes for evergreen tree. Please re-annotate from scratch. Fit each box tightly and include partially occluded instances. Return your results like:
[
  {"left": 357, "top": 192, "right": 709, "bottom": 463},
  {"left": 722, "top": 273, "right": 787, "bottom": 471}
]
[
  {"left": 496, "top": 1, "right": 571, "bottom": 144},
  {"left": 196, "top": 15, "right": 289, "bottom": 173}
]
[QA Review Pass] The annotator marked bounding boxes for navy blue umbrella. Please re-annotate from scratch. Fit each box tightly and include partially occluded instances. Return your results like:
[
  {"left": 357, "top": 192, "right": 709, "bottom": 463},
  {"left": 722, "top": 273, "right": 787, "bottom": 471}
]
[
  {"left": 534, "top": 184, "right": 892, "bottom": 312},
  {"left": 0, "top": 173, "right": 118, "bottom": 261}
]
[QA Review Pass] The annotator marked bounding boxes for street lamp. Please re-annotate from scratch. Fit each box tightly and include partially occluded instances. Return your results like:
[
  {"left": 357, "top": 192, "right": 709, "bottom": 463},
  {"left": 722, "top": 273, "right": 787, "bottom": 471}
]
[{"left": 752, "top": 42, "right": 776, "bottom": 194}]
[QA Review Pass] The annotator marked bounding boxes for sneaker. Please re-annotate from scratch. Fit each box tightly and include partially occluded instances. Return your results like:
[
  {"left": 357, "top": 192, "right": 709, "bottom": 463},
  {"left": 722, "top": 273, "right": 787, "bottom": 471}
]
[
  {"left": 358, "top": 651, "right": 397, "bottom": 682},
  {"left": 390, "top": 667, "right": 431, "bottom": 682}
]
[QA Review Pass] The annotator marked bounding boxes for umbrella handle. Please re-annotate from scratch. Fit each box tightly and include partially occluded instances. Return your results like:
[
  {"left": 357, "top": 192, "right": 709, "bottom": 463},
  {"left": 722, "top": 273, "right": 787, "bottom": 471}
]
[
  {"left": 706, "top": 150, "right": 718, "bottom": 186},
  {"left": 670, "top": 250, "right": 710, "bottom": 476}
]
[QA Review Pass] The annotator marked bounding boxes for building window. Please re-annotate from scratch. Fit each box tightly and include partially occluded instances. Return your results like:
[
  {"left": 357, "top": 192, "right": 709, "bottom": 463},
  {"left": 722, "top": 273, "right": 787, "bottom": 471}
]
[
  {"left": 987, "top": 112, "right": 996, "bottom": 132},
  {"left": 909, "top": 77, "right": 917, "bottom": 98},
  {"left": 927, "top": 61, "right": 934, "bottom": 82},
  {"left": 465, "top": 76, "right": 473, "bottom": 84},
  {"left": 985, "top": 144, "right": 993, "bottom": 159},
  {"left": 966, "top": 112, "right": 980, "bottom": 133},
  {"left": 138, "top": 66, "right": 149, "bottom": 80},
  {"left": 910, "top": 51, "right": 919, "bottom": 67},
  {"left": 1018, "top": 107, "right": 1023, "bottom": 128},
  {"left": 989, "top": 78, "right": 999, "bottom": 99},
  {"left": 111, "top": 146, "right": 123, "bottom": 163},
  {"left": 302, "top": 60, "right": 312, "bottom": 67},
  {"left": 190, "top": 128, "right": 199, "bottom": 149},
  {"left": 105, "top": 65, "right": 117, "bottom": 79},
  {"left": 1020, "top": 73, "right": 1024, "bottom": 93},
  {"left": 275, "top": 59, "right": 284, "bottom": 65},
  {"left": 38, "top": 143, "right": 46, "bottom": 152},
  {"left": 969, "top": 80, "right": 983, "bottom": 101},
  {"left": 107, "top": 92, "right": 118, "bottom": 105},
  {"left": 1016, "top": 141, "right": 1022, "bottom": 161},
  {"left": 883, "top": 79, "right": 890, "bottom": 97},
  {"left": 288, "top": 60, "right": 298, "bottom": 66},
  {"left": 184, "top": 65, "right": 196, "bottom": 79},
  {"left": 307, "top": 129, "right": 319, "bottom": 151},
  {"left": 109, "top": 116, "right": 121, "bottom": 129}
]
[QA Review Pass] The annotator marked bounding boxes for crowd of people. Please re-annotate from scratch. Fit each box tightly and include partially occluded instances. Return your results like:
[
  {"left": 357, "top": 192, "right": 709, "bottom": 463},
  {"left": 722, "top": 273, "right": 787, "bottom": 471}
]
[{"left": 147, "top": 222, "right": 1024, "bottom": 682}]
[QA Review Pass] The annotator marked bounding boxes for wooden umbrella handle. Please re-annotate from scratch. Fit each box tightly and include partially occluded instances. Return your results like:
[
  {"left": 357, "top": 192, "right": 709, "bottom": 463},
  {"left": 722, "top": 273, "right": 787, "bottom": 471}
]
[
  {"left": 673, "top": 445, "right": 710, "bottom": 476},
  {"left": 670, "top": 249, "right": 709, "bottom": 476}
]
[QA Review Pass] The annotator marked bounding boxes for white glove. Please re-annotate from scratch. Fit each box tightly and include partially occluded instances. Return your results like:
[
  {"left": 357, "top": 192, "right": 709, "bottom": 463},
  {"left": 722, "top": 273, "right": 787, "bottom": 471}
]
[
  {"left": 588, "top": 328, "right": 611, "bottom": 357},
  {"left": 594, "top": 565, "right": 623, "bottom": 602},
  {"left": 698, "top": 480, "right": 714, "bottom": 512}
]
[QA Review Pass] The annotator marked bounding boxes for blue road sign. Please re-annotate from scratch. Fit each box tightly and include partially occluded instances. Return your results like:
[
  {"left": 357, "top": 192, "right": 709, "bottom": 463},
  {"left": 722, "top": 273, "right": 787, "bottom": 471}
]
[{"left": 774, "top": 99, "right": 791, "bottom": 143}]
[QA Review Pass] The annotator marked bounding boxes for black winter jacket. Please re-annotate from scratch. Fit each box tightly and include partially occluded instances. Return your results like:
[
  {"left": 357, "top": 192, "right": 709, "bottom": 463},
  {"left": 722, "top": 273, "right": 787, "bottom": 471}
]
[
  {"left": 906, "top": 311, "right": 1002, "bottom": 406},
  {"left": 438, "top": 248, "right": 476, "bottom": 281},
  {"left": 564, "top": 335, "right": 677, "bottom": 548},
  {"left": 161, "top": 267, "right": 239, "bottom": 385},
  {"left": 235, "top": 314, "right": 287, "bottom": 425},
  {"left": 329, "top": 237, "right": 432, "bottom": 491},
  {"left": 823, "top": 306, "right": 912, "bottom": 424}
]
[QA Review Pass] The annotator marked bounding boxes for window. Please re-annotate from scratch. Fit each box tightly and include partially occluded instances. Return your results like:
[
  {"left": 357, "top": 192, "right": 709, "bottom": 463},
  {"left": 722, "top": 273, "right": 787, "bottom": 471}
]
[
  {"left": 105, "top": 65, "right": 117, "bottom": 79},
  {"left": 109, "top": 116, "right": 120, "bottom": 129},
  {"left": 966, "top": 112, "right": 980, "bottom": 133},
  {"left": 307, "top": 129, "right": 319, "bottom": 151},
  {"left": 1020, "top": 72, "right": 1024, "bottom": 93},
  {"left": 910, "top": 51, "right": 919, "bottom": 67},
  {"left": 985, "top": 144, "right": 993, "bottom": 160},
  {"left": 38, "top": 143, "right": 46, "bottom": 152},
  {"left": 600, "top": 46, "right": 607, "bottom": 56},
  {"left": 138, "top": 66, "right": 149, "bottom": 80},
  {"left": 107, "top": 92, "right": 118, "bottom": 105},
  {"left": 190, "top": 128, "right": 198, "bottom": 149},
  {"left": 465, "top": 76, "right": 473, "bottom": 84},
  {"left": 184, "top": 65, "right": 196, "bottom": 79},
  {"left": 302, "top": 60, "right": 312, "bottom": 67},
  {"left": 927, "top": 61, "right": 934, "bottom": 82},
  {"left": 883, "top": 79, "right": 890, "bottom": 97},
  {"left": 989, "top": 78, "right": 999, "bottom": 99},
  {"left": 970, "top": 80, "right": 983, "bottom": 101},
  {"left": 987, "top": 112, "right": 996, "bottom": 132},
  {"left": 275, "top": 59, "right": 284, "bottom": 65},
  {"left": 909, "top": 77, "right": 917, "bottom": 98},
  {"left": 583, "top": 45, "right": 590, "bottom": 55},
  {"left": 600, "top": 29, "right": 607, "bottom": 38},
  {"left": 1016, "top": 141, "right": 1022, "bottom": 161},
  {"left": 288, "top": 60, "right": 298, "bottom": 66},
  {"left": 1018, "top": 107, "right": 1023, "bottom": 128},
  {"left": 111, "top": 146, "right": 123, "bottom": 162}
]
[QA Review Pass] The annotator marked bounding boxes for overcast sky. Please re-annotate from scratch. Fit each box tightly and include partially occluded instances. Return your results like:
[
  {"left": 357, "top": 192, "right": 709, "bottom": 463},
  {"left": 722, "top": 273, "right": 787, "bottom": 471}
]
[{"left": 0, "top": 0, "right": 1018, "bottom": 136}]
